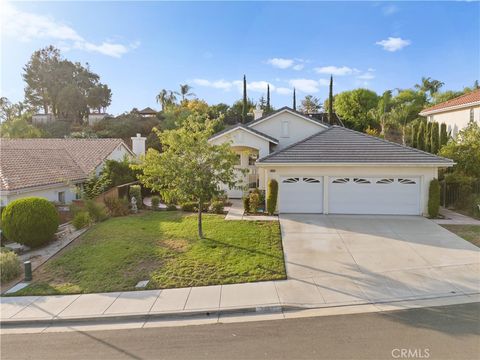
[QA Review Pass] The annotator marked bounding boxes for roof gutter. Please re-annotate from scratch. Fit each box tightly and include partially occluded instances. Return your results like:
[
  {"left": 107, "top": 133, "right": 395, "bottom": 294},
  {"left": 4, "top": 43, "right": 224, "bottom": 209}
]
[
  {"left": 256, "top": 162, "right": 455, "bottom": 168},
  {"left": 419, "top": 101, "right": 480, "bottom": 116}
]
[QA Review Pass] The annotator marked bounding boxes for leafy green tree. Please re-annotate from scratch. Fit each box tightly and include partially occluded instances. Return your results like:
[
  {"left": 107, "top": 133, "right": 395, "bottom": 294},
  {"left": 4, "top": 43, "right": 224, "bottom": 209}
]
[
  {"left": 134, "top": 116, "right": 240, "bottom": 238},
  {"left": 430, "top": 122, "right": 440, "bottom": 154},
  {"left": 333, "top": 88, "right": 379, "bottom": 131},
  {"left": 242, "top": 75, "right": 248, "bottom": 123},
  {"left": 439, "top": 122, "right": 480, "bottom": 178},
  {"left": 440, "top": 123, "right": 448, "bottom": 146},
  {"left": 299, "top": 95, "right": 322, "bottom": 114},
  {"left": 425, "top": 122, "right": 433, "bottom": 152},
  {"left": 224, "top": 99, "right": 254, "bottom": 125},
  {"left": 417, "top": 121, "right": 426, "bottom": 151},
  {"left": 0, "top": 115, "right": 43, "bottom": 138},
  {"left": 431, "top": 90, "right": 464, "bottom": 105},
  {"left": 87, "top": 84, "right": 112, "bottom": 113},
  {"left": 368, "top": 90, "right": 393, "bottom": 137}
]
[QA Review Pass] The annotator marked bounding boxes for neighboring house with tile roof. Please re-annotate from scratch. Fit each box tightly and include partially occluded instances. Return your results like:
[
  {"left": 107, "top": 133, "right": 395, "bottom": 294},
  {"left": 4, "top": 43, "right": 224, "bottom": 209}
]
[
  {"left": 209, "top": 107, "right": 453, "bottom": 215},
  {"left": 419, "top": 88, "right": 480, "bottom": 136},
  {"left": 0, "top": 137, "right": 144, "bottom": 207}
]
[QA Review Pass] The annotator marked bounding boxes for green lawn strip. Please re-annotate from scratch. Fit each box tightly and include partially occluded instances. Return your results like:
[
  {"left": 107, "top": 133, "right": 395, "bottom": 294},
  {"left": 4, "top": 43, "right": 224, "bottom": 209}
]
[
  {"left": 12, "top": 211, "right": 285, "bottom": 296},
  {"left": 441, "top": 225, "right": 480, "bottom": 247}
]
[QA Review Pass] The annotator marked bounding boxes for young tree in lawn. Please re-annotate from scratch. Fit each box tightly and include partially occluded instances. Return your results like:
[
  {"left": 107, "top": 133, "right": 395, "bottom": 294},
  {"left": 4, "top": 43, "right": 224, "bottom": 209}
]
[
  {"left": 134, "top": 114, "right": 240, "bottom": 238},
  {"left": 242, "top": 75, "right": 248, "bottom": 123}
]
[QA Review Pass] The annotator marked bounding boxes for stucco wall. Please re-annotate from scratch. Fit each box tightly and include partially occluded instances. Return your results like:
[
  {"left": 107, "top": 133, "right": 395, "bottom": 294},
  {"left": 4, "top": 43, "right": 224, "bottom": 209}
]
[
  {"left": 95, "top": 144, "right": 132, "bottom": 175},
  {"left": 250, "top": 112, "right": 326, "bottom": 149},
  {"left": 426, "top": 105, "right": 479, "bottom": 134},
  {"left": 1, "top": 184, "right": 78, "bottom": 207},
  {"left": 257, "top": 165, "right": 439, "bottom": 215},
  {"left": 209, "top": 128, "right": 271, "bottom": 158}
]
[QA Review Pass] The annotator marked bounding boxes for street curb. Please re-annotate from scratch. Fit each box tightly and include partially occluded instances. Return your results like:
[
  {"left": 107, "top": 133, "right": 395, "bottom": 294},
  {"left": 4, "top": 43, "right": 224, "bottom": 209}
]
[{"left": 0, "top": 305, "right": 299, "bottom": 328}]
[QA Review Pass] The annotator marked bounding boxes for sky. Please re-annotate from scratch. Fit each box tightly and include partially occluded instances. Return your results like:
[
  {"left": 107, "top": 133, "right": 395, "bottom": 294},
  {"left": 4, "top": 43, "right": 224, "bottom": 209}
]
[{"left": 1, "top": 1, "right": 479, "bottom": 115}]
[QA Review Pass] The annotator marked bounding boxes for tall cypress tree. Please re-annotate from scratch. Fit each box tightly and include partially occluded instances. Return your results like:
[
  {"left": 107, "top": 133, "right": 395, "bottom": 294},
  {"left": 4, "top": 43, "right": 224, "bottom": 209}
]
[
  {"left": 431, "top": 122, "right": 440, "bottom": 154},
  {"left": 440, "top": 122, "right": 448, "bottom": 146},
  {"left": 425, "top": 122, "right": 433, "bottom": 152},
  {"left": 293, "top": 88, "right": 296, "bottom": 111},
  {"left": 328, "top": 75, "right": 334, "bottom": 125},
  {"left": 417, "top": 121, "right": 425, "bottom": 151},
  {"left": 242, "top": 75, "right": 247, "bottom": 123},
  {"left": 411, "top": 122, "right": 418, "bottom": 148},
  {"left": 266, "top": 84, "right": 271, "bottom": 114}
]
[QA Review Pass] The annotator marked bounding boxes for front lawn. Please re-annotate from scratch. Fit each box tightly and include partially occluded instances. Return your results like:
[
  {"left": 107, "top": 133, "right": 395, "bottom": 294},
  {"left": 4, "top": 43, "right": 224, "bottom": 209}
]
[
  {"left": 12, "top": 211, "right": 285, "bottom": 296},
  {"left": 442, "top": 225, "right": 480, "bottom": 247}
]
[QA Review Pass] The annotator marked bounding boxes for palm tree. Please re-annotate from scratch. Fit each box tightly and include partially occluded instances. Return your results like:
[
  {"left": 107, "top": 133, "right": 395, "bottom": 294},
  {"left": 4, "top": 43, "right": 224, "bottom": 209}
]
[
  {"left": 155, "top": 89, "right": 168, "bottom": 110},
  {"left": 415, "top": 77, "right": 444, "bottom": 98},
  {"left": 178, "top": 84, "right": 195, "bottom": 102}
]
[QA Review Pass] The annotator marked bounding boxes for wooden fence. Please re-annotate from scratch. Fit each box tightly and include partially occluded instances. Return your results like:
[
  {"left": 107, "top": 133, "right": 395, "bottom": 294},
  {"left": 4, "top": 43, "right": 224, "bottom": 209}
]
[{"left": 440, "top": 179, "right": 480, "bottom": 208}]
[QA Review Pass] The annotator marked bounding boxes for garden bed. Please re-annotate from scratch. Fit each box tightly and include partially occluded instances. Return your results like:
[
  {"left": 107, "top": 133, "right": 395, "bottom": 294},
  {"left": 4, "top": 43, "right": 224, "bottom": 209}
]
[{"left": 9, "top": 211, "right": 286, "bottom": 296}]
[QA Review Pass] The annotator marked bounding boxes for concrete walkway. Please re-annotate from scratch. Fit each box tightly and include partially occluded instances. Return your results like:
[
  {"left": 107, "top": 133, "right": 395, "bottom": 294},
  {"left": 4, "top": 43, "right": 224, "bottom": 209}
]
[
  {"left": 225, "top": 199, "right": 277, "bottom": 221},
  {"left": 434, "top": 208, "right": 480, "bottom": 225}
]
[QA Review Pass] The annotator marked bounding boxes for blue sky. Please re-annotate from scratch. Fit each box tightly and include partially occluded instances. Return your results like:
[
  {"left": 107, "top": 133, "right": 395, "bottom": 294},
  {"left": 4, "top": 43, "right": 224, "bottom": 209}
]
[{"left": 2, "top": 1, "right": 479, "bottom": 115}]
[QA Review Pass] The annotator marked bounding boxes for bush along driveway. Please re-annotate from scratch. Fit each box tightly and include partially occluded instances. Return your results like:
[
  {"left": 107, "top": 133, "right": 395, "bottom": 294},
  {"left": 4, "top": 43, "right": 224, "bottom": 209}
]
[{"left": 10, "top": 211, "right": 286, "bottom": 296}]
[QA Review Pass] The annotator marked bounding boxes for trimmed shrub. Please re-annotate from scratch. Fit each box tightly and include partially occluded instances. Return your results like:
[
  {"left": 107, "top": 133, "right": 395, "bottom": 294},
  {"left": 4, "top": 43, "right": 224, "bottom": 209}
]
[
  {"left": 431, "top": 122, "right": 440, "bottom": 154},
  {"left": 243, "top": 195, "right": 250, "bottom": 213},
  {"left": 72, "top": 211, "right": 92, "bottom": 229},
  {"left": 417, "top": 122, "right": 425, "bottom": 151},
  {"left": 249, "top": 192, "right": 260, "bottom": 214},
  {"left": 151, "top": 196, "right": 161, "bottom": 210},
  {"left": 472, "top": 195, "right": 480, "bottom": 219},
  {"left": 84, "top": 200, "right": 108, "bottom": 222},
  {"left": 211, "top": 200, "right": 225, "bottom": 214},
  {"left": 440, "top": 122, "right": 448, "bottom": 147},
  {"left": 266, "top": 179, "right": 278, "bottom": 215},
  {"left": 0, "top": 250, "right": 21, "bottom": 282},
  {"left": 104, "top": 198, "right": 130, "bottom": 217},
  {"left": 1, "top": 197, "right": 59, "bottom": 248},
  {"left": 181, "top": 201, "right": 197, "bottom": 212},
  {"left": 428, "top": 178, "right": 440, "bottom": 218},
  {"left": 129, "top": 185, "right": 142, "bottom": 209}
]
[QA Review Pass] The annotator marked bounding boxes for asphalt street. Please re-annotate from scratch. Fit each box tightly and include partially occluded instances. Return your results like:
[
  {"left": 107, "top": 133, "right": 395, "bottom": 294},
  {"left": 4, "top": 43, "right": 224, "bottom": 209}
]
[{"left": 2, "top": 303, "right": 479, "bottom": 360}]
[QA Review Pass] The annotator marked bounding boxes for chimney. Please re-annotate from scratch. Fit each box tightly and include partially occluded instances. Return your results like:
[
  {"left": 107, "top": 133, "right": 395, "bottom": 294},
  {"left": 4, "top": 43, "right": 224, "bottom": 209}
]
[
  {"left": 253, "top": 104, "right": 263, "bottom": 120},
  {"left": 131, "top": 133, "right": 146, "bottom": 157}
]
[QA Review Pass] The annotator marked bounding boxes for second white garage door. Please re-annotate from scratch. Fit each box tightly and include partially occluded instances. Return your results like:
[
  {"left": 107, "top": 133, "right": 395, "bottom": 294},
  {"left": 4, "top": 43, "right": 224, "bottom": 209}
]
[
  {"left": 279, "top": 177, "right": 323, "bottom": 213},
  {"left": 328, "top": 177, "right": 421, "bottom": 215}
]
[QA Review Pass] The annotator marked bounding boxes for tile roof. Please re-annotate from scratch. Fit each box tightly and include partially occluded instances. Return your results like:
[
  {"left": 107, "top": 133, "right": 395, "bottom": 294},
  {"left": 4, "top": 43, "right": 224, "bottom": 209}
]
[
  {"left": 139, "top": 107, "right": 157, "bottom": 114},
  {"left": 258, "top": 126, "right": 454, "bottom": 165},
  {"left": 420, "top": 89, "right": 480, "bottom": 115},
  {"left": 0, "top": 138, "right": 129, "bottom": 191},
  {"left": 209, "top": 124, "right": 279, "bottom": 143}
]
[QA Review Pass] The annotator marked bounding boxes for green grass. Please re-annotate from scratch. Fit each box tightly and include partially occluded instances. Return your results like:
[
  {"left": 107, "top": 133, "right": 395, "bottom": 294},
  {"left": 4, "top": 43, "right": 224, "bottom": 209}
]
[
  {"left": 12, "top": 211, "right": 286, "bottom": 296},
  {"left": 442, "top": 225, "right": 480, "bottom": 247}
]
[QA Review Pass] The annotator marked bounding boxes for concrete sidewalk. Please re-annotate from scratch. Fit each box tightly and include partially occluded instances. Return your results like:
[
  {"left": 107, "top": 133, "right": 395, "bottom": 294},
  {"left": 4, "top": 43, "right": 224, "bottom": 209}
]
[
  {"left": 225, "top": 199, "right": 277, "bottom": 221},
  {"left": 434, "top": 208, "right": 480, "bottom": 225}
]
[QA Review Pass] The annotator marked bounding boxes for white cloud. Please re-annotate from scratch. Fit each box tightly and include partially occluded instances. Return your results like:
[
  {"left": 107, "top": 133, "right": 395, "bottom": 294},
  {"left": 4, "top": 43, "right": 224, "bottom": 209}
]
[
  {"left": 314, "top": 66, "right": 354, "bottom": 76},
  {"left": 288, "top": 79, "right": 323, "bottom": 93},
  {"left": 2, "top": 3, "right": 137, "bottom": 58},
  {"left": 357, "top": 72, "right": 375, "bottom": 80},
  {"left": 292, "top": 64, "right": 304, "bottom": 71},
  {"left": 318, "top": 79, "right": 330, "bottom": 86},
  {"left": 193, "top": 79, "right": 234, "bottom": 90},
  {"left": 276, "top": 87, "right": 292, "bottom": 95},
  {"left": 247, "top": 81, "right": 275, "bottom": 93},
  {"left": 376, "top": 37, "right": 411, "bottom": 52},
  {"left": 267, "top": 58, "right": 295, "bottom": 69}
]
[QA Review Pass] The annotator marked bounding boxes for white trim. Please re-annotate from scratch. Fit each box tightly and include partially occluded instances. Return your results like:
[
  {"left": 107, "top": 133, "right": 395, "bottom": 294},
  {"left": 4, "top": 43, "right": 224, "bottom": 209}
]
[
  {"left": 248, "top": 108, "right": 329, "bottom": 129},
  {"left": 0, "top": 180, "right": 84, "bottom": 196},
  {"left": 208, "top": 126, "right": 279, "bottom": 144},
  {"left": 256, "top": 162, "right": 454, "bottom": 168},
  {"left": 419, "top": 101, "right": 480, "bottom": 116}
]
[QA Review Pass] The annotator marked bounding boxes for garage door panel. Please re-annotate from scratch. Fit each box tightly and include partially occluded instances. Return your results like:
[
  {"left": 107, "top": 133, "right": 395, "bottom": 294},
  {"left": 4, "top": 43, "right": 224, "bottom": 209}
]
[
  {"left": 279, "top": 177, "right": 323, "bottom": 213},
  {"left": 328, "top": 177, "right": 420, "bottom": 215}
]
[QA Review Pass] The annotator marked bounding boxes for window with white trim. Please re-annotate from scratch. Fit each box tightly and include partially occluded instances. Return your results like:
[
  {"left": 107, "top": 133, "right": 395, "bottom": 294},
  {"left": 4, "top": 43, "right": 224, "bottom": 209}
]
[
  {"left": 58, "top": 191, "right": 65, "bottom": 204},
  {"left": 283, "top": 177, "right": 299, "bottom": 183},
  {"left": 398, "top": 178, "right": 416, "bottom": 185},
  {"left": 332, "top": 178, "right": 350, "bottom": 184},
  {"left": 376, "top": 178, "right": 394, "bottom": 184}
]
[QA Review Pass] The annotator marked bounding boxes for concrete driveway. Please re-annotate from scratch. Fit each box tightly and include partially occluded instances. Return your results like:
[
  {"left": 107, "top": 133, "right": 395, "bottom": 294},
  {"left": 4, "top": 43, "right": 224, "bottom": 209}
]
[{"left": 278, "top": 214, "right": 480, "bottom": 306}]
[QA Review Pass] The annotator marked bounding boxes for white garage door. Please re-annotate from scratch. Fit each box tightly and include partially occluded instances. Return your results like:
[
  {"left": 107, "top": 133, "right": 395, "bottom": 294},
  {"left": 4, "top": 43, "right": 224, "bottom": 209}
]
[
  {"left": 279, "top": 177, "right": 323, "bottom": 213},
  {"left": 328, "top": 177, "right": 421, "bottom": 215}
]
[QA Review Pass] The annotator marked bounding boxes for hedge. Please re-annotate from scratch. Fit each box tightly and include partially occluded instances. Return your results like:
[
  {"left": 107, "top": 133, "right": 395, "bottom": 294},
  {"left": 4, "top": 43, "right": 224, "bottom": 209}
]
[
  {"left": 428, "top": 178, "right": 440, "bottom": 218},
  {"left": 0, "top": 250, "right": 21, "bottom": 282},
  {"left": 1, "top": 197, "right": 59, "bottom": 248},
  {"left": 266, "top": 179, "right": 278, "bottom": 215}
]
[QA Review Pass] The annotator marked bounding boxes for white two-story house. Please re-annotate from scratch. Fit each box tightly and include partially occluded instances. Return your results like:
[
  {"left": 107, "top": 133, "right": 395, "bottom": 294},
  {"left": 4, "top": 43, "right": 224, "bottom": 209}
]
[{"left": 209, "top": 107, "right": 453, "bottom": 216}]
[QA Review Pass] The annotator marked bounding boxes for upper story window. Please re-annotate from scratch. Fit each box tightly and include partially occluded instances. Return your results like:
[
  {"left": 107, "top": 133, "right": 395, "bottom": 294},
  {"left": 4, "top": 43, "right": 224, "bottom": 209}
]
[
  {"left": 470, "top": 108, "right": 474, "bottom": 123},
  {"left": 235, "top": 154, "right": 241, "bottom": 165},
  {"left": 281, "top": 121, "right": 289, "bottom": 138},
  {"left": 248, "top": 153, "right": 257, "bottom": 166}
]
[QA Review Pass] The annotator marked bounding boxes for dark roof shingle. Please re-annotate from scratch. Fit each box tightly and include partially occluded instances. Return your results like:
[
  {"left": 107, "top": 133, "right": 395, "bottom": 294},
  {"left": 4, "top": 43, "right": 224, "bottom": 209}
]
[{"left": 258, "top": 126, "right": 453, "bottom": 165}]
